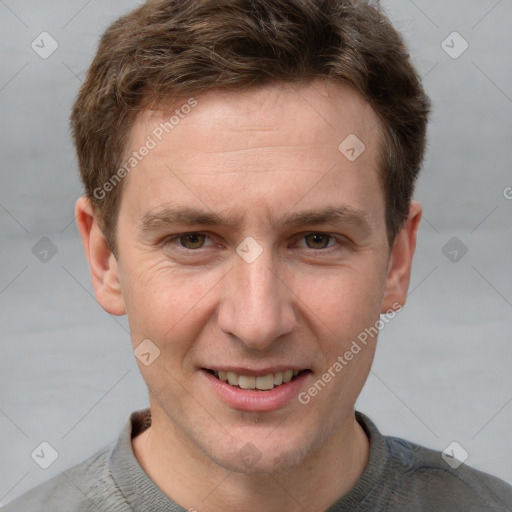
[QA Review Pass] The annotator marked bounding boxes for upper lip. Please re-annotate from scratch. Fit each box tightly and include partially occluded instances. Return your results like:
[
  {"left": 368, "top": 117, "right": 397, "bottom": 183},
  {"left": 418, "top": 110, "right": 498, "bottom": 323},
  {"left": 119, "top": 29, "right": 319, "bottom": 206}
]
[{"left": 202, "top": 366, "right": 309, "bottom": 377}]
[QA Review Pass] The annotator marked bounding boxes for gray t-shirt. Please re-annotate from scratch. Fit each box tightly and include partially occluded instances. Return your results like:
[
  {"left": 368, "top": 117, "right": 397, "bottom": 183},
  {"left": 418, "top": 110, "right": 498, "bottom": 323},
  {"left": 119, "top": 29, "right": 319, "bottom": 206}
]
[{"left": 2, "top": 408, "right": 511, "bottom": 511}]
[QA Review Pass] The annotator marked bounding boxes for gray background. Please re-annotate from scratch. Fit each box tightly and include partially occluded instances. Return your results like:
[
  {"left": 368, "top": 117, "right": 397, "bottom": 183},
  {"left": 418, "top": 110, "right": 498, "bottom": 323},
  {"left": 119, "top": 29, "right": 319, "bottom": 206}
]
[{"left": 1, "top": 0, "right": 511, "bottom": 505}]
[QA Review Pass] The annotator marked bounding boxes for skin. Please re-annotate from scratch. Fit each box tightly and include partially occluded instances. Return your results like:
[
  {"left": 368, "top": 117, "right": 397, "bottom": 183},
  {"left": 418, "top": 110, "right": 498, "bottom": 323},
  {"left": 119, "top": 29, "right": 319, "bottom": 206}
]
[{"left": 76, "top": 81, "right": 421, "bottom": 511}]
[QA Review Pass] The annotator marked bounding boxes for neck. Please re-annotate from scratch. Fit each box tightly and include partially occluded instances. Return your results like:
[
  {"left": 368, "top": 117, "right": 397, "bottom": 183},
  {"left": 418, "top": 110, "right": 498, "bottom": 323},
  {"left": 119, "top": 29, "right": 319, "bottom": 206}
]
[{"left": 132, "top": 408, "right": 369, "bottom": 511}]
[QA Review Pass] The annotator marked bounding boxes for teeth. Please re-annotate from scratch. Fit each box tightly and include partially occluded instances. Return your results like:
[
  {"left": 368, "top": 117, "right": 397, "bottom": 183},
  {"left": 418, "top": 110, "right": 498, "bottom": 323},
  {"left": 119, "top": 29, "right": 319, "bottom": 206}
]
[
  {"left": 283, "top": 369, "right": 294, "bottom": 383},
  {"left": 227, "top": 371, "right": 239, "bottom": 386},
  {"left": 212, "top": 369, "right": 303, "bottom": 390},
  {"left": 238, "top": 375, "right": 256, "bottom": 389},
  {"left": 256, "top": 374, "right": 274, "bottom": 390}
]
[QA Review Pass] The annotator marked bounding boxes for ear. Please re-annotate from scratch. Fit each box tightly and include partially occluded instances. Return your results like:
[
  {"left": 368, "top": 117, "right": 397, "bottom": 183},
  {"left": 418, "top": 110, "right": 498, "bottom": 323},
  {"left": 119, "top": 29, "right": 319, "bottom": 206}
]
[
  {"left": 75, "top": 196, "right": 126, "bottom": 316},
  {"left": 381, "top": 201, "right": 422, "bottom": 313}
]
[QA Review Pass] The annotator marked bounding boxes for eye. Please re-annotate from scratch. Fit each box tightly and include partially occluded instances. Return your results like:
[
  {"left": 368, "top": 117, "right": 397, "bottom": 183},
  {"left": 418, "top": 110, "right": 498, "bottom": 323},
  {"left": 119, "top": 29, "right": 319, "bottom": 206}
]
[
  {"left": 177, "top": 233, "right": 208, "bottom": 249},
  {"left": 303, "top": 233, "right": 336, "bottom": 249}
]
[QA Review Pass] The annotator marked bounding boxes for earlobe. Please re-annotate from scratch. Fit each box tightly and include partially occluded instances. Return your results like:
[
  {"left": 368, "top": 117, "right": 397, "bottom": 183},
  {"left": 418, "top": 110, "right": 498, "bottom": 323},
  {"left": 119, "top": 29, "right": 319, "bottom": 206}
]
[
  {"left": 381, "top": 202, "right": 422, "bottom": 313},
  {"left": 75, "top": 196, "right": 126, "bottom": 316}
]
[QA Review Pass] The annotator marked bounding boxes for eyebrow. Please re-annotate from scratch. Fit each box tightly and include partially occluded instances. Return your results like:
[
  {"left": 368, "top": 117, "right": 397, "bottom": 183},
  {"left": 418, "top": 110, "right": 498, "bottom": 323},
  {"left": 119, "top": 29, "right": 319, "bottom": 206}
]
[{"left": 139, "top": 205, "right": 372, "bottom": 234}]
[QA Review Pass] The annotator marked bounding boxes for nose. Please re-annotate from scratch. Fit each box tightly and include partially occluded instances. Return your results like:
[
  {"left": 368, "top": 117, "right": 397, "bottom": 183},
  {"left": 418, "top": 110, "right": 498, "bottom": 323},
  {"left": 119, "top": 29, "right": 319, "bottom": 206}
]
[{"left": 217, "top": 247, "right": 296, "bottom": 349}]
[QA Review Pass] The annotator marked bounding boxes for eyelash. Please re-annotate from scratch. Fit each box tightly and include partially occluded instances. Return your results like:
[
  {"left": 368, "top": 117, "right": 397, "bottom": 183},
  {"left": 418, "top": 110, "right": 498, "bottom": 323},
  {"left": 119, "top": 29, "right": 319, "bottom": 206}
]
[{"left": 162, "top": 232, "right": 347, "bottom": 253}]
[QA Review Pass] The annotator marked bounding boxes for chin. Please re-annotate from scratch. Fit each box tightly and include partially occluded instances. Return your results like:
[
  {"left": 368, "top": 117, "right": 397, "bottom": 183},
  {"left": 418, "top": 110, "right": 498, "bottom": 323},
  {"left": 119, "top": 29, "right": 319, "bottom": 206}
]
[{"left": 205, "top": 428, "right": 323, "bottom": 476}]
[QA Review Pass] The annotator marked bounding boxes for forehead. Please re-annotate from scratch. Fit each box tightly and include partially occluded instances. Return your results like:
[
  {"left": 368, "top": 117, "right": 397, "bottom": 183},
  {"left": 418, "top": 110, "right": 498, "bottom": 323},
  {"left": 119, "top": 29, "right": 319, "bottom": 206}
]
[
  {"left": 135, "top": 81, "right": 381, "bottom": 156},
  {"left": 119, "top": 81, "right": 385, "bottom": 229}
]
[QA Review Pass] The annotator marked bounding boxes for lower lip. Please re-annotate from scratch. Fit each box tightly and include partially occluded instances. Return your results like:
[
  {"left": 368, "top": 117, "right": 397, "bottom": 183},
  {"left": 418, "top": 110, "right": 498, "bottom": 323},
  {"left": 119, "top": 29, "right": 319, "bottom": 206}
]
[{"left": 201, "top": 369, "right": 311, "bottom": 412}]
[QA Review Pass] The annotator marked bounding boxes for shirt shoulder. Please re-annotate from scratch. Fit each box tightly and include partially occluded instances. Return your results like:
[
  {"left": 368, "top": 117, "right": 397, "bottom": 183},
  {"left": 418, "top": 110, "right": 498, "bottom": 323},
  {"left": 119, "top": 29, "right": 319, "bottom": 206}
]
[
  {"left": 383, "top": 435, "right": 512, "bottom": 511},
  {"left": 0, "top": 444, "right": 131, "bottom": 512},
  {"left": 328, "top": 413, "right": 512, "bottom": 512}
]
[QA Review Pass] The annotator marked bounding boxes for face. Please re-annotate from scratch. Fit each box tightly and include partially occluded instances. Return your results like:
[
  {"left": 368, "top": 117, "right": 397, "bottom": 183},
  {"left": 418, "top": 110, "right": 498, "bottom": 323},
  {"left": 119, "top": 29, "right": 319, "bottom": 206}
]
[{"left": 80, "top": 81, "right": 417, "bottom": 475}]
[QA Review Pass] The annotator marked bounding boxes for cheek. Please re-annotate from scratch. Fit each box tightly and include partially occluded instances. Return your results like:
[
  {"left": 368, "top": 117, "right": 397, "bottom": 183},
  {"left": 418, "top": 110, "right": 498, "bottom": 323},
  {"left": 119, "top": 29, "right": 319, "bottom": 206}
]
[
  {"left": 294, "top": 268, "right": 383, "bottom": 411},
  {"left": 119, "top": 261, "right": 222, "bottom": 351},
  {"left": 294, "top": 261, "right": 386, "bottom": 340}
]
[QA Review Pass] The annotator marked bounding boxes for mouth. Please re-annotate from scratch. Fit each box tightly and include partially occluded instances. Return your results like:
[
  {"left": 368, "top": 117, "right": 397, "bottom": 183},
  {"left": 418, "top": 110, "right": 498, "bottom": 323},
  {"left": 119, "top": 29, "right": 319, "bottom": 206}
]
[
  {"left": 202, "top": 368, "right": 310, "bottom": 391},
  {"left": 200, "top": 366, "right": 312, "bottom": 412}
]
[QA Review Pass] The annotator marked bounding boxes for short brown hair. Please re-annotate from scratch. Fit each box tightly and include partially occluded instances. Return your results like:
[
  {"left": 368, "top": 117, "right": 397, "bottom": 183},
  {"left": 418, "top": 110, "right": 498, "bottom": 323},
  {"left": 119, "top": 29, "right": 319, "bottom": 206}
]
[{"left": 71, "top": 0, "right": 430, "bottom": 254}]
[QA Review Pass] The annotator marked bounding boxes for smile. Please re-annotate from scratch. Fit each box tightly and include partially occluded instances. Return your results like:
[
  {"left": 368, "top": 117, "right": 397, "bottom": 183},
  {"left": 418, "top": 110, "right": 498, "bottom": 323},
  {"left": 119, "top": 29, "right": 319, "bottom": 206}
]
[
  {"left": 201, "top": 367, "right": 312, "bottom": 411},
  {"left": 205, "top": 369, "right": 307, "bottom": 391}
]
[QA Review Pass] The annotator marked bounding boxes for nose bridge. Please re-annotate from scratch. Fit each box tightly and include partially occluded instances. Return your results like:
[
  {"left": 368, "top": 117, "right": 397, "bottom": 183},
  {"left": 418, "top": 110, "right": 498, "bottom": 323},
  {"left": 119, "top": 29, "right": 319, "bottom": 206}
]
[{"left": 218, "top": 246, "right": 295, "bottom": 348}]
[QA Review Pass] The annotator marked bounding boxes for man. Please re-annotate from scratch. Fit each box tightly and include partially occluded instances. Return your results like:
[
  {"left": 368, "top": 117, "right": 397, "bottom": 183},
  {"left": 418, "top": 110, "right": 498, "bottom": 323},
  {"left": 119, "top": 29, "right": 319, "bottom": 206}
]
[{"left": 3, "top": 0, "right": 511, "bottom": 510}]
